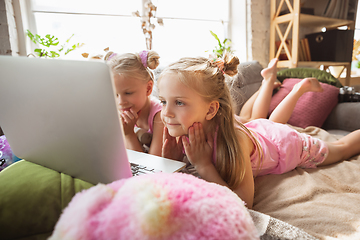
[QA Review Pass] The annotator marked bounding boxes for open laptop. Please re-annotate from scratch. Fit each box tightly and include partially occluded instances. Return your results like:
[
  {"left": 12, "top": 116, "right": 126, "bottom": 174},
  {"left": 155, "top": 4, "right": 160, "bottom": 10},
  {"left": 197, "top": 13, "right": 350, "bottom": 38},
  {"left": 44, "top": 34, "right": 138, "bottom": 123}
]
[{"left": 0, "top": 56, "right": 185, "bottom": 184}]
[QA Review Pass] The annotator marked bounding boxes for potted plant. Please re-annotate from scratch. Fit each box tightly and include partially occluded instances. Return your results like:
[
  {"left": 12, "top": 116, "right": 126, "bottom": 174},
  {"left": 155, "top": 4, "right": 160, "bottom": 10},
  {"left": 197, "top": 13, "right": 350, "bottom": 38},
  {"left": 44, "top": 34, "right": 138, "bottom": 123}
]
[
  {"left": 26, "top": 30, "right": 84, "bottom": 58},
  {"left": 209, "top": 30, "right": 233, "bottom": 58}
]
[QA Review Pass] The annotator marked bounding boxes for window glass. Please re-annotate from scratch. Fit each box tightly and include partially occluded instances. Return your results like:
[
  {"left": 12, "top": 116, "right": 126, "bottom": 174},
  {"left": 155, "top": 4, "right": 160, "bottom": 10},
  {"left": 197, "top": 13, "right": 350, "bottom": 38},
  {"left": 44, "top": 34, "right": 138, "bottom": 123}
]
[
  {"left": 155, "top": 0, "right": 229, "bottom": 21},
  {"left": 29, "top": 0, "right": 229, "bottom": 65},
  {"left": 32, "top": 0, "right": 139, "bottom": 15},
  {"left": 153, "top": 19, "right": 226, "bottom": 65},
  {"left": 33, "top": 13, "right": 145, "bottom": 59}
]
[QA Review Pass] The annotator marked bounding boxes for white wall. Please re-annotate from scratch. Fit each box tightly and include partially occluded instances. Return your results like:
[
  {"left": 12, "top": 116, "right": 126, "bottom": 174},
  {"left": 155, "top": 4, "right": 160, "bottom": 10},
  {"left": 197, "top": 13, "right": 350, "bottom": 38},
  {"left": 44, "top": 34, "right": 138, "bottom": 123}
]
[
  {"left": 228, "top": 0, "right": 270, "bottom": 67},
  {"left": 0, "top": 0, "right": 11, "bottom": 55},
  {"left": 0, "top": 0, "right": 19, "bottom": 55}
]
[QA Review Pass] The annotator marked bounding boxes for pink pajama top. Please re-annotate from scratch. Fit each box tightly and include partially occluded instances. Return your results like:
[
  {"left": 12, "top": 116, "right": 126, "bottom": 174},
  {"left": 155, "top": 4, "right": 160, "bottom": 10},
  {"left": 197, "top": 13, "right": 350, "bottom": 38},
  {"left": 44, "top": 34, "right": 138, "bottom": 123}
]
[
  {"left": 234, "top": 117, "right": 328, "bottom": 176},
  {"left": 145, "top": 98, "right": 162, "bottom": 134}
]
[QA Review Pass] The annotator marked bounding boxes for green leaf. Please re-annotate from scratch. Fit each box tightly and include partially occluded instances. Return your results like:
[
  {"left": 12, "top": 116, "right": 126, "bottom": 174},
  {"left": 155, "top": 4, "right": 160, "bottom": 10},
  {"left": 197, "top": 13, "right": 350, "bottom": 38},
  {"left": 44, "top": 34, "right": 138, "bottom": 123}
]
[
  {"left": 49, "top": 51, "right": 60, "bottom": 58},
  {"left": 44, "top": 35, "right": 59, "bottom": 46},
  {"left": 34, "top": 48, "right": 42, "bottom": 57},
  {"left": 210, "top": 30, "right": 221, "bottom": 46},
  {"left": 65, "top": 34, "right": 75, "bottom": 43},
  {"left": 26, "top": 30, "right": 37, "bottom": 44},
  {"left": 64, "top": 44, "right": 75, "bottom": 55},
  {"left": 356, "top": 61, "right": 360, "bottom": 69}
]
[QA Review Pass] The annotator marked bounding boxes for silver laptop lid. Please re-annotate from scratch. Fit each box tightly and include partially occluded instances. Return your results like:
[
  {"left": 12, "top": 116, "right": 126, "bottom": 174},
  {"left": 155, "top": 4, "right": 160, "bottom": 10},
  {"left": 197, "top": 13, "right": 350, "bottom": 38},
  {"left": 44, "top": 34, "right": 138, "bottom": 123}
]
[{"left": 0, "top": 56, "right": 132, "bottom": 184}]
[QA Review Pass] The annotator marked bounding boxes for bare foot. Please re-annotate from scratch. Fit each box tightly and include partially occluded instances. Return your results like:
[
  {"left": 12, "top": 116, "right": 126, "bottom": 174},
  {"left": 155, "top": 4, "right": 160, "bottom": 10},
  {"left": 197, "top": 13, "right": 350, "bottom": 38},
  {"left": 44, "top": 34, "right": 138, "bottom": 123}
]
[
  {"left": 274, "top": 81, "right": 281, "bottom": 89},
  {"left": 260, "top": 58, "right": 278, "bottom": 85},
  {"left": 294, "top": 77, "right": 323, "bottom": 94}
]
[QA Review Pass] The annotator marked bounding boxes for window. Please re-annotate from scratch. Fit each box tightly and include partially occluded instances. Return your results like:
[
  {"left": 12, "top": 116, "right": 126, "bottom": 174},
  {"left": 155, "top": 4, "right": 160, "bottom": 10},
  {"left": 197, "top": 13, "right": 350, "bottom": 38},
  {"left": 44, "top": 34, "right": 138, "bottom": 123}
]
[{"left": 24, "top": 0, "right": 232, "bottom": 66}]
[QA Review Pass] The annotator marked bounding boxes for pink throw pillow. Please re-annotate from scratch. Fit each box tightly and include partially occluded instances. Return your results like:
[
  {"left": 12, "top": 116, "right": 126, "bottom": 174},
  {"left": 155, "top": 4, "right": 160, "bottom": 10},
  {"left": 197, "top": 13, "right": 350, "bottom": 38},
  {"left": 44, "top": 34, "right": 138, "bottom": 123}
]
[{"left": 268, "top": 78, "right": 339, "bottom": 128}]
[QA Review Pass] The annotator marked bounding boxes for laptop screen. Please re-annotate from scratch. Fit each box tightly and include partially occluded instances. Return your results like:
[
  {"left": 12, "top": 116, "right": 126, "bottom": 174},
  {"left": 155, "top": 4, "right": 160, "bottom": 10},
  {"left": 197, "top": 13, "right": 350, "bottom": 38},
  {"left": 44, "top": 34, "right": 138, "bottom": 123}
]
[{"left": 0, "top": 56, "right": 133, "bottom": 183}]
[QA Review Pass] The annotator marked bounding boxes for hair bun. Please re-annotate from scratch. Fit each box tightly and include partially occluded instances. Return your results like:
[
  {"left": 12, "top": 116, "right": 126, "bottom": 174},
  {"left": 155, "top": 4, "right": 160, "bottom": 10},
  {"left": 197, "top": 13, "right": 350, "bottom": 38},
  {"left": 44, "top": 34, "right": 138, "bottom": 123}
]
[
  {"left": 223, "top": 52, "right": 239, "bottom": 77},
  {"left": 146, "top": 50, "right": 160, "bottom": 70}
]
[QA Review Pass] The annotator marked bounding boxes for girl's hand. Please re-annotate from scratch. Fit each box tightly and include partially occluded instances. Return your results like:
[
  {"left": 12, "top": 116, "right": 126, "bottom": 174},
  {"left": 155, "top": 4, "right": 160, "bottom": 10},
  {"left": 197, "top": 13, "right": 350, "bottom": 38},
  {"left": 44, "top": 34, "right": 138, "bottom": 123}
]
[
  {"left": 182, "top": 122, "right": 214, "bottom": 170},
  {"left": 120, "top": 109, "right": 139, "bottom": 136},
  {"left": 162, "top": 126, "right": 184, "bottom": 161}
]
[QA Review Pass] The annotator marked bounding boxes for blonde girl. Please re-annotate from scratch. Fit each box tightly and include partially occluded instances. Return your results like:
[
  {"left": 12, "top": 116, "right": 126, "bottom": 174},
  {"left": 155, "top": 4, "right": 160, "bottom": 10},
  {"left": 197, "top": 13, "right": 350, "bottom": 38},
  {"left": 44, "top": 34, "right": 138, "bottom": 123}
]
[
  {"left": 106, "top": 50, "right": 164, "bottom": 156},
  {"left": 157, "top": 53, "right": 360, "bottom": 208}
]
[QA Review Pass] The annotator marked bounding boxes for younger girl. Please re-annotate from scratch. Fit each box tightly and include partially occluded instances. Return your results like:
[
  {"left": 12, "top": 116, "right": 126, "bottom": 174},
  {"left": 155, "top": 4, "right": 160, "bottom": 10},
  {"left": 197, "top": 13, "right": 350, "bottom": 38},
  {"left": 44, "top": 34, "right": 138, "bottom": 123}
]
[
  {"left": 157, "top": 53, "right": 360, "bottom": 208},
  {"left": 238, "top": 58, "right": 323, "bottom": 124},
  {"left": 106, "top": 50, "right": 164, "bottom": 156}
]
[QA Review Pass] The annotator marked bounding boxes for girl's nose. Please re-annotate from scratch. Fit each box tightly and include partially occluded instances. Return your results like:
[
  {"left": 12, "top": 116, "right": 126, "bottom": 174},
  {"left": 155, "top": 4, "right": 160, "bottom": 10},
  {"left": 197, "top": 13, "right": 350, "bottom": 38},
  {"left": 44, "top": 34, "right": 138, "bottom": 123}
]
[
  {"left": 162, "top": 105, "right": 174, "bottom": 118},
  {"left": 117, "top": 95, "right": 127, "bottom": 105}
]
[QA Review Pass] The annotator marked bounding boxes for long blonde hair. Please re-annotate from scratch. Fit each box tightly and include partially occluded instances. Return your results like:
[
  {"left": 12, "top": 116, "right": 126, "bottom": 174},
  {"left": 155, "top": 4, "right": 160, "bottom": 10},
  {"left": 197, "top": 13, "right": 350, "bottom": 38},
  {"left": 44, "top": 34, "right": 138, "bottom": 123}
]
[
  {"left": 158, "top": 53, "right": 260, "bottom": 189},
  {"left": 106, "top": 50, "right": 160, "bottom": 82}
]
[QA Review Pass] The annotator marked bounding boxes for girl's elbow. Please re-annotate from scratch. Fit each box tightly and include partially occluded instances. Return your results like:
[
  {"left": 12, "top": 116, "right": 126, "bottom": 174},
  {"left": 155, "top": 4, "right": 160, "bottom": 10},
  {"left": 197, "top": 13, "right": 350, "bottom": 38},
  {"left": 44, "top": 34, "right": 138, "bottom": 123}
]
[
  {"left": 245, "top": 198, "right": 253, "bottom": 209},
  {"left": 233, "top": 189, "right": 254, "bottom": 209}
]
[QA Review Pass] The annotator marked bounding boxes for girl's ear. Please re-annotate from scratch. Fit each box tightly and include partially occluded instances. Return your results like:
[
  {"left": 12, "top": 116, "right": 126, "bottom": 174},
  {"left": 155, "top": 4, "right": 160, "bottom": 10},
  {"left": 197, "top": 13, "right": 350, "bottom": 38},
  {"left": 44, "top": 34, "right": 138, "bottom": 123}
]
[
  {"left": 146, "top": 80, "right": 154, "bottom": 96},
  {"left": 206, "top": 101, "right": 220, "bottom": 120}
]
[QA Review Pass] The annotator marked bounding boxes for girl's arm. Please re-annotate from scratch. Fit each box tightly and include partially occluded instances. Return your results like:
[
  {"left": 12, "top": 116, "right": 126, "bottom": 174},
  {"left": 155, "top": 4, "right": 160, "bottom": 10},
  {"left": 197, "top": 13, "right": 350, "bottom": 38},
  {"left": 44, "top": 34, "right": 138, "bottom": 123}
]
[
  {"left": 183, "top": 122, "right": 255, "bottom": 208},
  {"left": 231, "top": 149, "right": 255, "bottom": 208},
  {"left": 195, "top": 159, "right": 254, "bottom": 208},
  {"left": 148, "top": 112, "right": 164, "bottom": 157},
  {"left": 124, "top": 132, "right": 144, "bottom": 152},
  {"left": 121, "top": 110, "right": 144, "bottom": 152}
]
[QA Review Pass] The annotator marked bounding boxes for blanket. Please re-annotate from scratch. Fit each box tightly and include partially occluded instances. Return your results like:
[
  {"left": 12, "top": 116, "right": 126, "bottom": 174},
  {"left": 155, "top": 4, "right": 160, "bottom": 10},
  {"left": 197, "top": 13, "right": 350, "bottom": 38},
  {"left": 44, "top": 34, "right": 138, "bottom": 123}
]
[
  {"left": 252, "top": 126, "right": 360, "bottom": 240},
  {"left": 249, "top": 209, "right": 317, "bottom": 239}
]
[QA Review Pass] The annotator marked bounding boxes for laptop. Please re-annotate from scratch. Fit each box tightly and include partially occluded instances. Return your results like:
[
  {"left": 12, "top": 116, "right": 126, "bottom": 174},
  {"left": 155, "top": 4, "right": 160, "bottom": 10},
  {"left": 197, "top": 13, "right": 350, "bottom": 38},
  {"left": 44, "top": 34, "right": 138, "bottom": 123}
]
[{"left": 0, "top": 56, "right": 185, "bottom": 184}]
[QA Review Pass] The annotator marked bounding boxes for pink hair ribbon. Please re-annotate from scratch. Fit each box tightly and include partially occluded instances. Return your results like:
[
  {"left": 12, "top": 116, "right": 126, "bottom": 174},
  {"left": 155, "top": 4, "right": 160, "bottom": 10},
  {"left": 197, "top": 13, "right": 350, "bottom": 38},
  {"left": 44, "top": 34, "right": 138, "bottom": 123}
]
[
  {"left": 139, "top": 50, "right": 148, "bottom": 68},
  {"left": 108, "top": 53, "right": 117, "bottom": 61}
]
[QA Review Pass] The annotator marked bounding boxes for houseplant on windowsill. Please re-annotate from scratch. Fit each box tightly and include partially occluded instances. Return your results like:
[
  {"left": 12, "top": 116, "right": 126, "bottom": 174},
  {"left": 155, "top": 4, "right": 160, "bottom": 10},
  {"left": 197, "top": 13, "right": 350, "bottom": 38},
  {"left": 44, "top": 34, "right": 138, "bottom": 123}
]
[
  {"left": 208, "top": 30, "right": 233, "bottom": 58},
  {"left": 26, "top": 30, "right": 84, "bottom": 58}
]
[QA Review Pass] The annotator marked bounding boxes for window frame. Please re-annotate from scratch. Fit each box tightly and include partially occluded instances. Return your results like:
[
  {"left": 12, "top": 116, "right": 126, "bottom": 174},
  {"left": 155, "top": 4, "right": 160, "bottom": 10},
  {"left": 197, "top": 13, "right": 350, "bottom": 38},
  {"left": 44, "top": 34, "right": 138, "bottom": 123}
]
[{"left": 14, "top": 0, "right": 248, "bottom": 62}]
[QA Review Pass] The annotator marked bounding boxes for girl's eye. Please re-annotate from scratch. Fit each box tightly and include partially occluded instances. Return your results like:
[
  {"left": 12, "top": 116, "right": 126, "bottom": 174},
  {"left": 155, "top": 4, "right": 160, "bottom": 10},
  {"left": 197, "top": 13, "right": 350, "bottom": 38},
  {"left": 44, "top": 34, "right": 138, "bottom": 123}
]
[
  {"left": 125, "top": 92, "right": 133, "bottom": 95},
  {"left": 175, "top": 100, "right": 184, "bottom": 106},
  {"left": 160, "top": 100, "right": 166, "bottom": 105}
]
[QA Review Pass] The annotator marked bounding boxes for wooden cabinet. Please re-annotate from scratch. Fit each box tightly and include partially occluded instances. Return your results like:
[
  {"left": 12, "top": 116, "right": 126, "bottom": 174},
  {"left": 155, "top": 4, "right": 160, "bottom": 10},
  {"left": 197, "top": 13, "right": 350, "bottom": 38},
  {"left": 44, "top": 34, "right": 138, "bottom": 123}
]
[{"left": 270, "top": 0, "right": 357, "bottom": 86}]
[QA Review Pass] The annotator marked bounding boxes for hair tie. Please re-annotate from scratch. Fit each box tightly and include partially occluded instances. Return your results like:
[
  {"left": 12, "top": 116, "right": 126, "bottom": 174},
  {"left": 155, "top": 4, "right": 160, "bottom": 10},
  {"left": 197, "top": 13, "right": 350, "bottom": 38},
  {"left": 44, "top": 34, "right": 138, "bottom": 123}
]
[
  {"left": 139, "top": 50, "right": 148, "bottom": 68},
  {"left": 107, "top": 53, "right": 117, "bottom": 61},
  {"left": 209, "top": 57, "right": 225, "bottom": 74}
]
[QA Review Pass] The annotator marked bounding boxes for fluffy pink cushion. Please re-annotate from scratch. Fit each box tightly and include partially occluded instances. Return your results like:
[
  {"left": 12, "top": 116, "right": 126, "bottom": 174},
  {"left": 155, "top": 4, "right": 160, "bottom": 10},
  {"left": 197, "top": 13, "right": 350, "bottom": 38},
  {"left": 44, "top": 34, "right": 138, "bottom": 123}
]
[
  {"left": 49, "top": 172, "right": 259, "bottom": 240},
  {"left": 268, "top": 78, "right": 339, "bottom": 128}
]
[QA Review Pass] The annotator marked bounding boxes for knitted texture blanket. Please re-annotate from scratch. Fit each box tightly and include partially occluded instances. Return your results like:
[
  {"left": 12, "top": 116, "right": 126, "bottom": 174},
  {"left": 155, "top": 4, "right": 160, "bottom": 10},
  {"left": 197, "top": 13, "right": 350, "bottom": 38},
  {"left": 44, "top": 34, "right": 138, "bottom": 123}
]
[{"left": 49, "top": 172, "right": 259, "bottom": 240}]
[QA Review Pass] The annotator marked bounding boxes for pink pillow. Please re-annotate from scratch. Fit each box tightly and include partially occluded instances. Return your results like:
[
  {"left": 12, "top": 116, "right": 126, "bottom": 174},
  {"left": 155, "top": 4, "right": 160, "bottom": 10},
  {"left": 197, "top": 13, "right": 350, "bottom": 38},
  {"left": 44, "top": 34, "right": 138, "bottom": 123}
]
[{"left": 268, "top": 78, "right": 339, "bottom": 128}]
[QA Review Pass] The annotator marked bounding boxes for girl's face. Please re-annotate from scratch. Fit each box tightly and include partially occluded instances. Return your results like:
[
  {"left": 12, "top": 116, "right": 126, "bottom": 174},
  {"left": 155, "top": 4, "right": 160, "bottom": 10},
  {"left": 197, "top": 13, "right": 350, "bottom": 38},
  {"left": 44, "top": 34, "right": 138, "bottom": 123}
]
[
  {"left": 113, "top": 74, "right": 152, "bottom": 114},
  {"left": 158, "top": 73, "right": 214, "bottom": 137}
]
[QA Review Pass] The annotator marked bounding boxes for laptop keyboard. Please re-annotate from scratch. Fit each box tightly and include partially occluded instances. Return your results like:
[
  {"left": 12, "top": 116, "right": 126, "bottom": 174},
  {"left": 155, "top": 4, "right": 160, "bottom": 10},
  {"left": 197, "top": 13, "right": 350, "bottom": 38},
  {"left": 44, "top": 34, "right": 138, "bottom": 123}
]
[{"left": 130, "top": 162, "right": 162, "bottom": 176}]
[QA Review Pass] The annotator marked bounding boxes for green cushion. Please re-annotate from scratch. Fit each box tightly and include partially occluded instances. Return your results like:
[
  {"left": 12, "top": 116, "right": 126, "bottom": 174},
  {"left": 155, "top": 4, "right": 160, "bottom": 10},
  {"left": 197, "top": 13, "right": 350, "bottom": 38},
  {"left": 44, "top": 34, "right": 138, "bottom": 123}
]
[
  {"left": 277, "top": 68, "right": 343, "bottom": 88},
  {"left": 0, "top": 160, "right": 94, "bottom": 240}
]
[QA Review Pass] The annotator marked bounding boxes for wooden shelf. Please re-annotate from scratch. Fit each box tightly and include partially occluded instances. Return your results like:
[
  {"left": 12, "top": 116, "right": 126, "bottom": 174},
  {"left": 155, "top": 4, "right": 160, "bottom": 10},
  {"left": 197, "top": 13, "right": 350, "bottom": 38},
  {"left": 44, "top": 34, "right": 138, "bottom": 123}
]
[
  {"left": 277, "top": 61, "right": 351, "bottom": 68},
  {"left": 299, "top": 14, "right": 354, "bottom": 28},
  {"left": 275, "top": 13, "right": 355, "bottom": 29},
  {"left": 339, "top": 76, "right": 360, "bottom": 86},
  {"left": 270, "top": 0, "right": 357, "bottom": 86}
]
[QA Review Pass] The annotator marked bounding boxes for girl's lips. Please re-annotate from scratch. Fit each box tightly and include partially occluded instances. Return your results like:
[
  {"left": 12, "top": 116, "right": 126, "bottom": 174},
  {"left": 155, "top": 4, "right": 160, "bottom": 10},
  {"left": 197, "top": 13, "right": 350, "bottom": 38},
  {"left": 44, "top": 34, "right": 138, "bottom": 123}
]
[{"left": 120, "top": 107, "right": 131, "bottom": 112}]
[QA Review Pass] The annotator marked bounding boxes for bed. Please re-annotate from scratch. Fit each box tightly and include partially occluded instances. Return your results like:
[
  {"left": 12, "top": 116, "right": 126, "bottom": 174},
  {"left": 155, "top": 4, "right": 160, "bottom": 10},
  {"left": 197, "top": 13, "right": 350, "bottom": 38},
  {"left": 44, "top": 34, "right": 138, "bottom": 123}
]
[
  {"left": 251, "top": 126, "right": 360, "bottom": 239},
  {"left": 235, "top": 61, "right": 360, "bottom": 239}
]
